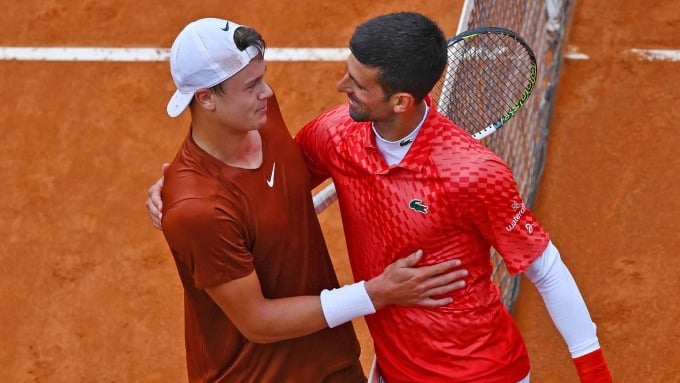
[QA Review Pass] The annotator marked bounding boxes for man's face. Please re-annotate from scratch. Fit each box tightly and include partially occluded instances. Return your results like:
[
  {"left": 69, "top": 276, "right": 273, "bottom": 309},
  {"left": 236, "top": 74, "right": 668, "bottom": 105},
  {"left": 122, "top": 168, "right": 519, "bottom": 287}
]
[
  {"left": 214, "top": 57, "right": 273, "bottom": 132},
  {"left": 336, "top": 54, "right": 393, "bottom": 123}
]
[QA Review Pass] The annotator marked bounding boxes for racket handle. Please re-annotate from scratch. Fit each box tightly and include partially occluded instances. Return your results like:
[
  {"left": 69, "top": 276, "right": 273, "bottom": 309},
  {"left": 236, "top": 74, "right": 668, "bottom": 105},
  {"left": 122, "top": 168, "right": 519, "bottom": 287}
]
[
  {"left": 472, "top": 124, "right": 499, "bottom": 140},
  {"left": 313, "top": 182, "right": 338, "bottom": 214}
]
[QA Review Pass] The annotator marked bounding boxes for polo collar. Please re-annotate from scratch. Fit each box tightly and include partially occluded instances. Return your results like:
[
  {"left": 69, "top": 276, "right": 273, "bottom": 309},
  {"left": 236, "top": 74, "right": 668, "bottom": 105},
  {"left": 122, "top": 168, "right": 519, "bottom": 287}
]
[{"left": 360, "top": 96, "right": 438, "bottom": 174}]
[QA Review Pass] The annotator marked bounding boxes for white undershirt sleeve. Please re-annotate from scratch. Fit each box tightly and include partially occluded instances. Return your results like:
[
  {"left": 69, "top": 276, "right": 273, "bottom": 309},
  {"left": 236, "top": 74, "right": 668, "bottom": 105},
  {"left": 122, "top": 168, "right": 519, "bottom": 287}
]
[{"left": 523, "top": 241, "right": 601, "bottom": 358}]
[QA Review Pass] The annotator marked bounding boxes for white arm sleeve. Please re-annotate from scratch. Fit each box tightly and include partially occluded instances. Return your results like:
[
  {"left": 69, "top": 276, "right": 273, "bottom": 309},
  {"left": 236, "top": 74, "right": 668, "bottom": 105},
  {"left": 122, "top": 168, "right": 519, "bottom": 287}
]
[{"left": 524, "top": 241, "right": 601, "bottom": 358}]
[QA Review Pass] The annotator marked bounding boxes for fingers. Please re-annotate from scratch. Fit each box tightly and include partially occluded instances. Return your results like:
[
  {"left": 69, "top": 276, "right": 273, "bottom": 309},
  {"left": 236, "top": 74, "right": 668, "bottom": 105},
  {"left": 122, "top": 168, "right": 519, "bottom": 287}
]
[
  {"left": 405, "top": 259, "right": 468, "bottom": 308},
  {"left": 146, "top": 175, "right": 165, "bottom": 230},
  {"left": 416, "top": 296, "right": 454, "bottom": 308},
  {"left": 145, "top": 197, "right": 163, "bottom": 230},
  {"left": 147, "top": 176, "right": 164, "bottom": 209},
  {"left": 144, "top": 164, "right": 169, "bottom": 230},
  {"left": 414, "top": 268, "right": 467, "bottom": 296},
  {"left": 150, "top": 180, "right": 163, "bottom": 208},
  {"left": 396, "top": 249, "right": 423, "bottom": 268},
  {"left": 423, "top": 276, "right": 467, "bottom": 297},
  {"left": 418, "top": 263, "right": 467, "bottom": 284},
  {"left": 374, "top": 251, "right": 469, "bottom": 309},
  {"left": 416, "top": 259, "right": 462, "bottom": 276}
]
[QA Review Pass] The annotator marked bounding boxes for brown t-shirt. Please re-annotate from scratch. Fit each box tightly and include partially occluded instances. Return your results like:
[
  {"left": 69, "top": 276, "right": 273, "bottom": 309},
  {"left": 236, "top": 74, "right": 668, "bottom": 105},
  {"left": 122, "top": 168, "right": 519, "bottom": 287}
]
[{"left": 161, "top": 96, "right": 363, "bottom": 383}]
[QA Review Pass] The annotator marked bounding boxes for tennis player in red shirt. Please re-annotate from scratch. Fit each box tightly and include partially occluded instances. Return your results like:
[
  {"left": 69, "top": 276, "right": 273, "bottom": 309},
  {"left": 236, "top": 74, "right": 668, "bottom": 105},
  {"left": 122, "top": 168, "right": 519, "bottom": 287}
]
[{"left": 293, "top": 12, "right": 612, "bottom": 383}]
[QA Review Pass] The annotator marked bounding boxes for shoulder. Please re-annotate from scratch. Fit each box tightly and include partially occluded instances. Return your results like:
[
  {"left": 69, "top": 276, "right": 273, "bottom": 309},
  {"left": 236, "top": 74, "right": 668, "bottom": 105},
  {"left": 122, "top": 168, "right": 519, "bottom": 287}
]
[
  {"left": 301, "top": 105, "right": 353, "bottom": 135},
  {"left": 313, "top": 104, "right": 350, "bottom": 124},
  {"left": 160, "top": 197, "right": 225, "bottom": 254},
  {"left": 297, "top": 104, "right": 358, "bottom": 150},
  {"left": 425, "top": 116, "right": 513, "bottom": 186},
  {"left": 427, "top": 114, "right": 500, "bottom": 168},
  {"left": 163, "top": 164, "right": 220, "bottom": 208},
  {"left": 161, "top": 150, "right": 246, "bottom": 227}
]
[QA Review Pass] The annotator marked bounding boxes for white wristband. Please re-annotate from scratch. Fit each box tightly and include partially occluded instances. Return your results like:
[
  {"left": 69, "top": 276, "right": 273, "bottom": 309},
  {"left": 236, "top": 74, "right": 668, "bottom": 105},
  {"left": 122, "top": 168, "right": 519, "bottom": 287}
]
[{"left": 320, "top": 281, "right": 376, "bottom": 328}]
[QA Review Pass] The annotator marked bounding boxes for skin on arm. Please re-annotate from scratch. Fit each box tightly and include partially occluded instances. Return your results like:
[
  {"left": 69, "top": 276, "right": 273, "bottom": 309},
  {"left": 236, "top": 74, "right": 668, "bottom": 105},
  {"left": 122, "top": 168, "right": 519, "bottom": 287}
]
[
  {"left": 205, "top": 270, "right": 328, "bottom": 344},
  {"left": 207, "top": 250, "right": 466, "bottom": 344}
]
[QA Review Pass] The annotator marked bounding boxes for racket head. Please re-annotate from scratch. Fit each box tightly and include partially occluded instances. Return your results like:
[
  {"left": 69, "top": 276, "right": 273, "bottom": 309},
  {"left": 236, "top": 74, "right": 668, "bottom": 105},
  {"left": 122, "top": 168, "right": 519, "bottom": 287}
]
[{"left": 433, "top": 26, "right": 538, "bottom": 140}]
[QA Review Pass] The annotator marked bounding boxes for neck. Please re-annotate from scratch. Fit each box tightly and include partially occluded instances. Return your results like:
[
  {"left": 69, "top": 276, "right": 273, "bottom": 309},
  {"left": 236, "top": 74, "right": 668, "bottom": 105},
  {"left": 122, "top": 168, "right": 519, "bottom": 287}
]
[
  {"left": 191, "top": 119, "right": 262, "bottom": 169},
  {"left": 374, "top": 101, "right": 427, "bottom": 141}
]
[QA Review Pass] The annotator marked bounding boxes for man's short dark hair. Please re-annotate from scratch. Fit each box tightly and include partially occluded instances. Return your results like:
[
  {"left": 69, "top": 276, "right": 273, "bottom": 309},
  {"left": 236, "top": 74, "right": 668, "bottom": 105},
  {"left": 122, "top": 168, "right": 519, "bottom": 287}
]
[{"left": 349, "top": 12, "right": 447, "bottom": 102}]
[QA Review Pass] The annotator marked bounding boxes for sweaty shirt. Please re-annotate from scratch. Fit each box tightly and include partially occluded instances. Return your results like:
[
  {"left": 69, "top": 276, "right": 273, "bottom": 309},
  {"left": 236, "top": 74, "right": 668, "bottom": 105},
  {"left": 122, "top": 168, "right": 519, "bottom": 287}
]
[
  {"left": 295, "top": 98, "right": 551, "bottom": 383},
  {"left": 161, "top": 96, "right": 363, "bottom": 383}
]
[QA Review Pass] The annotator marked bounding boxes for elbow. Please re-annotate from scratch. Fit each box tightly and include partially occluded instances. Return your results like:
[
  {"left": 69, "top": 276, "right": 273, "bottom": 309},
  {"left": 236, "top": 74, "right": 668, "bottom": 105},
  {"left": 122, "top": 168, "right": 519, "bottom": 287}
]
[
  {"left": 244, "top": 335, "right": 279, "bottom": 345},
  {"left": 238, "top": 323, "right": 284, "bottom": 344}
]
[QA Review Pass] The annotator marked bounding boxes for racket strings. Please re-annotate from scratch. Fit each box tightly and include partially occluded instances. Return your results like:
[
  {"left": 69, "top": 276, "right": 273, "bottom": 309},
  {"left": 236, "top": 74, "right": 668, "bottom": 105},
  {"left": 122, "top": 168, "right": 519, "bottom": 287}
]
[{"left": 436, "top": 32, "right": 534, "bottom": 136}]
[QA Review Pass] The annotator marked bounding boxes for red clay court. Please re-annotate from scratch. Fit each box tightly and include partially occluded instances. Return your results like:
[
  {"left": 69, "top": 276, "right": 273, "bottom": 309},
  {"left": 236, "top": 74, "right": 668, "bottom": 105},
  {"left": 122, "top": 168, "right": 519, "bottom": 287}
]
[{"left": 0, "top": 1, "right": 678, "bottom": 381}]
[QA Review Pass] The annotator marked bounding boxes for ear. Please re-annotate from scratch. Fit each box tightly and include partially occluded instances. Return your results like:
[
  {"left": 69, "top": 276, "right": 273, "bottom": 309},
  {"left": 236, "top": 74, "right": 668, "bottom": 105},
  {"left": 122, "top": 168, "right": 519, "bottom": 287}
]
[
  {"left": 193, "top": 89, "right": 216, "bottom": 112},
  {"left": 390, "top": 92, "right": 416, "bottom": 113}
]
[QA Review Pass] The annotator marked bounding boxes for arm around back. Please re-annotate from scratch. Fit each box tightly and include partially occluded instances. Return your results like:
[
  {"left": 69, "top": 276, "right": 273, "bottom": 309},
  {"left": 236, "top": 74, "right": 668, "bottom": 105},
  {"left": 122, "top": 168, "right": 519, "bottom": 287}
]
[
  {"left": 206, "top": 249, "right": 468, "bottom": 344},
  {"left": 205, "top": 271, "right": 328, "bottom": 344}
]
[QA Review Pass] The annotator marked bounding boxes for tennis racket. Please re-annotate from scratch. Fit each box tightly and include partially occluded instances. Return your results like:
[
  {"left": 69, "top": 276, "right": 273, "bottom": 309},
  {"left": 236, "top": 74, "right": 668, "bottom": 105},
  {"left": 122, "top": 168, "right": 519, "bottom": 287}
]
[
  {"left": 313, "top": 26, "right": 537, "bottom": 214},
  {"left": 435, "top": 26, "right": 537, "bottom": 140}
]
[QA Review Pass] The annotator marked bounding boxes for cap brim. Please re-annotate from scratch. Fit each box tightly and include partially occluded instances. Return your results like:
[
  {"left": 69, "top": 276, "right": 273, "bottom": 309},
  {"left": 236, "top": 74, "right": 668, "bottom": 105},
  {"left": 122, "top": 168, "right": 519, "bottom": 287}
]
[{"left": 166, "top": 90, "right": 194, "bottom": 118}]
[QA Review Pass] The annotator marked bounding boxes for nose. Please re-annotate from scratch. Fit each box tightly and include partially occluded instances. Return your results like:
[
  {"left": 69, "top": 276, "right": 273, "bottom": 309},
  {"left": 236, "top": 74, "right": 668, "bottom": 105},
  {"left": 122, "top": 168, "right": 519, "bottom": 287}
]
[
  {"left": 336, "top": 73, "right": 350, "bottom": 93},
  {"left": 260, "top": 82, "right": 274, "bottom": 99}
]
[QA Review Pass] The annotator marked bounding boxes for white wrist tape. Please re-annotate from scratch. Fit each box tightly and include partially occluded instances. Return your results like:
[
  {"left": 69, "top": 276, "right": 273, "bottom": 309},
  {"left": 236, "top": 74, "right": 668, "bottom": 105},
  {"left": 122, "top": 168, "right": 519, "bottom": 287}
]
[{"left": 320, "top": 281, "right": 376, "bottom": 328}]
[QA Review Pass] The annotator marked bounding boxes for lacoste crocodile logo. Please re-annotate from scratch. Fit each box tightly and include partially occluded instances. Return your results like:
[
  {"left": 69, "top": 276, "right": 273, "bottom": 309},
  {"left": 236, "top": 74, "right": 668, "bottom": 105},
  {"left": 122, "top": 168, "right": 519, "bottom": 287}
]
[
  {"left": 409, "top": 199, "right": 428, "bottom": 214},
  {"left": 399, "top": 139, "right": 413, "bottom": 147}
]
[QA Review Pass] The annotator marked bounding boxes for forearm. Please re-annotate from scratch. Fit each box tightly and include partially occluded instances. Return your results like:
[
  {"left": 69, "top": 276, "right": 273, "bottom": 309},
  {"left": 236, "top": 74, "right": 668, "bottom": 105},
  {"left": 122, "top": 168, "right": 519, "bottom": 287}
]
[
  {"left": 524, "top": 242, "right": 599, "bottom": 356},
  {"left": 245, "top": 295, "right": 330, "bottom": 343},
  {"left": 525, "top": 241, "right": 612, "bottom": 382},
  {"left": 206, "top": 272, "right": 361, "bottom": 344},
  {"left": 209, "top": 250, "right": 467, "bottom": 344},
  {"left": 208, "top": 275, "right": 375, "bottom": 344}
]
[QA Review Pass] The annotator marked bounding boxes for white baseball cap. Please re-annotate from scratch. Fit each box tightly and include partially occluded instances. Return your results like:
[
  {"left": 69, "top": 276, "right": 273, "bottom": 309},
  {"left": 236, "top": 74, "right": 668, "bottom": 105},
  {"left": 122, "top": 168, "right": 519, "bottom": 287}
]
[{"left": 166, "top": 18, "right": 261, "bottom": 117}]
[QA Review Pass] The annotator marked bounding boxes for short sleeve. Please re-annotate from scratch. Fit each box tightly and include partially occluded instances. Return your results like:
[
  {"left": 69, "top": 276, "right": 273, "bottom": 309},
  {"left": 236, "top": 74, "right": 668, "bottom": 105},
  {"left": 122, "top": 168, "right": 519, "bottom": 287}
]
[
  {"left": 464, "top": 157, "right": 550, "bottom": 274},
  {"left": 294, "top": 106, "right": 347, "bottom": 188},
  {"left": 162, "top": 198, "right": 254, "bottom": 289}
]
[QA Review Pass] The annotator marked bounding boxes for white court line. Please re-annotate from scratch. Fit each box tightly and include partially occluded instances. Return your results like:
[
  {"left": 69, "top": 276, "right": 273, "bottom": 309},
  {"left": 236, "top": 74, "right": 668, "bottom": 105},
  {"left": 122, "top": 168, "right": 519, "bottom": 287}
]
[
  {"left": 0, "top": 47, "right": 677, "bottom": 62},
  {"left": 565, "top": 46, "right": 680, "bottom": 62},
  {"left": 630, "top": 48, "right": 680, "bottom": 62},
  {"left": 0, "top": 47, "right": 350, "bottom": 62},
  {"left": 564, "top": 52, "right": 590, "bottom": 60}
]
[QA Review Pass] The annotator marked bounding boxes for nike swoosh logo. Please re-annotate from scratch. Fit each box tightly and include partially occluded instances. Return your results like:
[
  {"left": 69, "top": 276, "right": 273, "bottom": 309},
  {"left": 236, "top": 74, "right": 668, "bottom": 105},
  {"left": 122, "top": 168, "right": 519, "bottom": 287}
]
[
  {"left": 266, "top": 162, "right": 276, "bottom": 188},
  {"left": 399, "top": 139, "right": 413, "bottom": 147}
]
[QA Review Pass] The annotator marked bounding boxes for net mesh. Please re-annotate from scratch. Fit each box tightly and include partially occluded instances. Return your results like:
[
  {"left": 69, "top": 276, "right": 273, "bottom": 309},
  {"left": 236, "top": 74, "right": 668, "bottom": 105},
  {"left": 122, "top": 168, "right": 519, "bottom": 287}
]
[{"left": 438, "top": 0, "right": 574, "bottom": 311}]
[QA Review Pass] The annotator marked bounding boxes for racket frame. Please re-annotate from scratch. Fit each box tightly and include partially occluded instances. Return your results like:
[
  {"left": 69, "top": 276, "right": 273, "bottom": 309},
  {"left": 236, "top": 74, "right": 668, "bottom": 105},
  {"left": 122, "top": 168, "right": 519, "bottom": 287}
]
[{"left": 440, "top": 26, "right": 538, "bottom": 140}]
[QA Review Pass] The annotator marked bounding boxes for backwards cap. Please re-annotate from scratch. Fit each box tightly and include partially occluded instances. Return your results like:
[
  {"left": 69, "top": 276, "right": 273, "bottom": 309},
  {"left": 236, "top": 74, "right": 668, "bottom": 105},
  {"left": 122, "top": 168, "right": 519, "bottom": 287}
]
[{"left": 166, "top": 18, "right": 260, "bottom": 117}]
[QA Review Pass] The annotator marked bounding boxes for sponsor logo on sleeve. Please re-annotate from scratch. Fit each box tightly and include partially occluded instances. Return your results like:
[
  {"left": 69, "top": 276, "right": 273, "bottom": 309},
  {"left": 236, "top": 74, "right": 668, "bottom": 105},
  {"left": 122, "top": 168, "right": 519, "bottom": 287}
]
[{"left": 506, "top": 200, "right": 528, "bottom": 232}]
